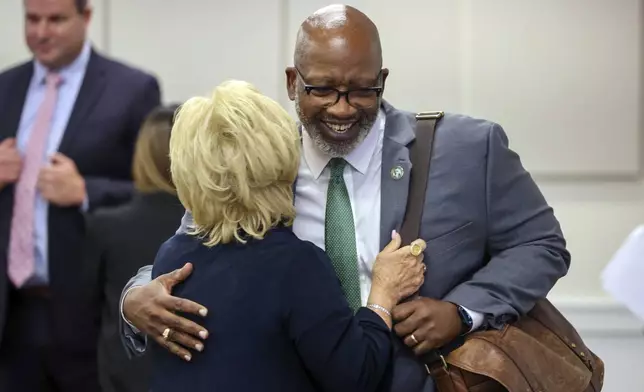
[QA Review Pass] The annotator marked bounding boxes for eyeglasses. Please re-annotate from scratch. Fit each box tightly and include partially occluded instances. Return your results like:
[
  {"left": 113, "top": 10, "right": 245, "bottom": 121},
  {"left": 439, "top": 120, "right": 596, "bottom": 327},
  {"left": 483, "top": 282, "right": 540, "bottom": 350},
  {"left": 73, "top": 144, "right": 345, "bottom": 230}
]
[{"left": 295, "top": 68, "right": 383, "bottom": 109}]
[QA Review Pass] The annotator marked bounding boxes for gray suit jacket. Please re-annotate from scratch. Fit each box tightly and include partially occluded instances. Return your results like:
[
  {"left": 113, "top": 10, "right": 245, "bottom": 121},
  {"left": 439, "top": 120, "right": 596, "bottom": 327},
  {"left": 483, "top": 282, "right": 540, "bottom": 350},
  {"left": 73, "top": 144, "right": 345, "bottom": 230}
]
[{"left": 119, "top": 101, "right": 570, "bottom": 392}]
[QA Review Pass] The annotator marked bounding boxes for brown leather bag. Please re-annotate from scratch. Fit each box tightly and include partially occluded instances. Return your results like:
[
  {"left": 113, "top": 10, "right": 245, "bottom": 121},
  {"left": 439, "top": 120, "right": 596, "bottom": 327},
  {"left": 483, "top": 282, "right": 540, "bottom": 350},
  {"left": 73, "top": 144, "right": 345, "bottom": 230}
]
[{"left": 399, "top": 111, "right": 605, "bottom": 392}]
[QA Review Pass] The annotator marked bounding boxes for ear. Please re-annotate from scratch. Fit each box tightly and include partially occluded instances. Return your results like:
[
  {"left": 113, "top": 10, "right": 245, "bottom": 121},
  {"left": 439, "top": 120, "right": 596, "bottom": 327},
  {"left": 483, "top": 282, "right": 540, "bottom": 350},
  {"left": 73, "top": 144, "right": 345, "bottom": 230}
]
[
  {"left": 380, "top": 68, "right": 390, "bottom": 93},
  {"left": 285, "top": 67, "right": 297, "bottom": 101},
  {"left": 82, "top": 5, "right": 93, "bottom": 25}
]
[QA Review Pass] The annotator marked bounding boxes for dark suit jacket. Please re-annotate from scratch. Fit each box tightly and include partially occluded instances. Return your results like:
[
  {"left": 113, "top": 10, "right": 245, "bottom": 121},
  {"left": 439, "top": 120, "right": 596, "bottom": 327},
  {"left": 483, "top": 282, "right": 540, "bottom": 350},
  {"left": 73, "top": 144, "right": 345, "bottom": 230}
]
[
  {"left": 0, "top": 50, "right": 161, "bottom": 354},
  {"left": 150, "top": 227, "right": 393, "bottom": 392},
  {"left": 84, "top": 192, "right": 185, "bottom": 392}
]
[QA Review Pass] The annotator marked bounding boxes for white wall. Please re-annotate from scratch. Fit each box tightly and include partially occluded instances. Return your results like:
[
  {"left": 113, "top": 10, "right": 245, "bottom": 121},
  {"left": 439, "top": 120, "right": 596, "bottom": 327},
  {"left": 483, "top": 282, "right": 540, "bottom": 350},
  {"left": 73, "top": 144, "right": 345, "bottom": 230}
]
[{"left": 2, "top": 0, "right": 643, "bottom": 390}]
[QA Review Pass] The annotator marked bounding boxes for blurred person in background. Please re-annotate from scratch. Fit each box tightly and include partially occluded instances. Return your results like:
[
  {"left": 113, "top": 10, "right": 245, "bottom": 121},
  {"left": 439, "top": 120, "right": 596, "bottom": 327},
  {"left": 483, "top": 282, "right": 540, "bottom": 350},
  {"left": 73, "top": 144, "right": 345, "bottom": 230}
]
[
  {"left": 0, "top": 0, "right": 160, "bottom": 390},
  {"left": 84, "top": 104, "right": 185, "bottom": 392},
  {"left": 150, "top": 80, "right": 427, "bottom": 392}
]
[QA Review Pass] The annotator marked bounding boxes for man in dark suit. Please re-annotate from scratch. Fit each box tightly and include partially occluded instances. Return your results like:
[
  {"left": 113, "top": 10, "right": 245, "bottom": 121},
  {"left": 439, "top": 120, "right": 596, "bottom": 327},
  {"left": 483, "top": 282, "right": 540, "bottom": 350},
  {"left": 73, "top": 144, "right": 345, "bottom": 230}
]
[
  {"left": 119, "top": 4, "right": 570, "bottom": 392},
  {"left": 0, "top": 0, "right": 161, "bottom": 390}
]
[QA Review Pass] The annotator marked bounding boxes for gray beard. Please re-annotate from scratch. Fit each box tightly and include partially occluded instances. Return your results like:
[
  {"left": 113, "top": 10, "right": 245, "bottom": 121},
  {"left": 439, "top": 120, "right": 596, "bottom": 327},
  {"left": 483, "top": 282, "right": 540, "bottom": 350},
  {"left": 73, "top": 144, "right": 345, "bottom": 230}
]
[{"left": 295, "top": 99, "right": 375, "bottom": 158}]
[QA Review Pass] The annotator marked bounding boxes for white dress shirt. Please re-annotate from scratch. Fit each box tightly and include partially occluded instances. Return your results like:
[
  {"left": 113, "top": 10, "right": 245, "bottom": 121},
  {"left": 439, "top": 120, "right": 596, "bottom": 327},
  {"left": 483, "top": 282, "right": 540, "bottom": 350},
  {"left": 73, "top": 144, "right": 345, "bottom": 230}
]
[
  {"left": 292, "top": 110, "right": 484, "bottom": 330},
  {"left": 293, "top": 112, "right": 384, "bottom": 304}
]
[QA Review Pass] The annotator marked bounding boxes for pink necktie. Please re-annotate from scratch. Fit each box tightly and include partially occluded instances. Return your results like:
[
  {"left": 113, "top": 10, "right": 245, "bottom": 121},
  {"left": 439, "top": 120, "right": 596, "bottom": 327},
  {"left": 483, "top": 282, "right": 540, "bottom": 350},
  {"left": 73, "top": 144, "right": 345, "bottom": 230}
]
[{"left": 8, "top": 72, "right": 62, "bottom": 288}]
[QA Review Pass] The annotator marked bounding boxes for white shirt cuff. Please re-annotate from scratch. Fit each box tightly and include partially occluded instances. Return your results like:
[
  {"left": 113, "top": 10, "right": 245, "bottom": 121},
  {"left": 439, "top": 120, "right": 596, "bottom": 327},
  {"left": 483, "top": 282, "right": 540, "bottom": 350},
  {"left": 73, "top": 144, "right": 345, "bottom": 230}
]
[
  {"left": 80, "top": 196, "right": 89, "bottom": 212},
  {"left": 120, "top": 285, "right": 141, "bottom": 334},
  {"left": 460, "top": 306, "right": 484, "bottom": 332}
]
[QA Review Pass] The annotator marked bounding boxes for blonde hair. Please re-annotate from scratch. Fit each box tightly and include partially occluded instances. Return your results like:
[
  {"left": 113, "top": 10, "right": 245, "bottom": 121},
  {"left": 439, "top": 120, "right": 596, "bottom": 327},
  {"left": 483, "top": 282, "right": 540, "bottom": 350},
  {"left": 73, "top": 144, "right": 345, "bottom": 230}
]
[
  {"left": 169, "top": 80, "right": 301, "bottom": 246},
  {"left": 133, "top": 105, "right": 178, "bottom": 195}
]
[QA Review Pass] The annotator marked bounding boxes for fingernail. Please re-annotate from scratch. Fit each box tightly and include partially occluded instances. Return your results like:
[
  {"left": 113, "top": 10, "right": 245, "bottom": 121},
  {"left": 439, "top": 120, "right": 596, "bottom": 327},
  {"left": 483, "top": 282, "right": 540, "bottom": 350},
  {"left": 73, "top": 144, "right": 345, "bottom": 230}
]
[
  {"left": 184, "top": 354, "right": 191, "bottom": 361},
  {"left": 199, "top": 308, "right": 208, "bottom": 317},
  {"left": 195, "top": 343, "right": 204, "bottom": 352},
  {"left": 199, "top": 330, "right": 208, "bottom": 339},
  {"left": 391, "top": 229, "right": 397, "bottom": 239}
]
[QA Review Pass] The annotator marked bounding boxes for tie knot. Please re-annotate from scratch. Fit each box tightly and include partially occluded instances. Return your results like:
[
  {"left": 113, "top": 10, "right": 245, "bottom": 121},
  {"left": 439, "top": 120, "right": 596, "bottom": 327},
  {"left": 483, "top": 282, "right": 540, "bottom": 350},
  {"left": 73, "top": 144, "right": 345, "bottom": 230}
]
[
  {"left": 45, "top": 72, "right": 62, "bottom": 87},
  {"left": 329, "top": 158, "right": 347, "bottom": 181}
]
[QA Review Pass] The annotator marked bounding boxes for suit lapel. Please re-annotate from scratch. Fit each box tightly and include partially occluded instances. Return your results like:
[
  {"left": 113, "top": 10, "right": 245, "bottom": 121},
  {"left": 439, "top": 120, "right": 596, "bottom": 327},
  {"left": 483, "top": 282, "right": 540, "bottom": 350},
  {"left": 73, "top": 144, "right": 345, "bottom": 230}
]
[
  {"left": 379, "top": 101, "right": 416, "bottom": 249},
  {"left": 0, "top": 63, "right": 33, "bottom": 140},
  {"left": 58, "top": 50, "right": 107, "bottom": 154}
]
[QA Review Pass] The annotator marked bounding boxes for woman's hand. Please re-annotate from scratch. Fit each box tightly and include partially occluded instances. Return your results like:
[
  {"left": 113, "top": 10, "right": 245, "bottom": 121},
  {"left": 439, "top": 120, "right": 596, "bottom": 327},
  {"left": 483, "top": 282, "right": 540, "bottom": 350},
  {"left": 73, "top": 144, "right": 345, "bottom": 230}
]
[{"left": 370, "top": 231, "right": 426, "bottom": 309}]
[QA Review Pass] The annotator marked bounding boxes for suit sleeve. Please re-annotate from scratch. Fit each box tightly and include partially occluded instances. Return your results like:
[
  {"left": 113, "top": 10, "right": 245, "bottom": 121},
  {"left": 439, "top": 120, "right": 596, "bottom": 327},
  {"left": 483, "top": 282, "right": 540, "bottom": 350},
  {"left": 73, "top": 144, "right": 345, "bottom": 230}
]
[
  {"left": 443, "top": 123, "right": 571, "bottom": 328},
  {"left": 119, "top": 264, "right": 153, "bottom": 357},
  {"left": 81, "top": 213, "right": 107, "bottom": 333},
  {"left": 84, "top": 76, "right": 162, "bottom": 211},
  {"left": 283, "top": 243, "right": 392, "bottom": 392}
]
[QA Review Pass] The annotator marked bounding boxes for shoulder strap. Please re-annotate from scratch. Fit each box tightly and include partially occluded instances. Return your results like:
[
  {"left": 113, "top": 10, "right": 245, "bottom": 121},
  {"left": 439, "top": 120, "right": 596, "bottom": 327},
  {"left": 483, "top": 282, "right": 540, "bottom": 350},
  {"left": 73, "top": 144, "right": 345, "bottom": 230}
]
[
  {"left": 398, "top": 111, "right": 444, "bottom": 246},
  {"left": 398, "top": 110, "right": 461, "bottom": 381}
]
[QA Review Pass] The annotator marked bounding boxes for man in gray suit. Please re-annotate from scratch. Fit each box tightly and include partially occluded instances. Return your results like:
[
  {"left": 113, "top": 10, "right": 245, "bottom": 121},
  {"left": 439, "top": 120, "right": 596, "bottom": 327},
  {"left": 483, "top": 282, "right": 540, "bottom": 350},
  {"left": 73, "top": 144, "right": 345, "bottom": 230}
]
[{"left": 118, "top": 5, "right": 570, "bottom": 391}]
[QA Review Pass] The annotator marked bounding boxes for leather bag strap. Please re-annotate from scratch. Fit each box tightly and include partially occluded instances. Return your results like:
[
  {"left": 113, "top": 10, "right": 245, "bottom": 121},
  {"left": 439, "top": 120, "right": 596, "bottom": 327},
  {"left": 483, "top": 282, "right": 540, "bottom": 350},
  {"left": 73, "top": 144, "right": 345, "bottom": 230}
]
[
  {"left": 398, "top": 110, "right": 458, "bottom": 385},
  {"left": 398, "top": 111, "right": 443, "bottom": 245}
]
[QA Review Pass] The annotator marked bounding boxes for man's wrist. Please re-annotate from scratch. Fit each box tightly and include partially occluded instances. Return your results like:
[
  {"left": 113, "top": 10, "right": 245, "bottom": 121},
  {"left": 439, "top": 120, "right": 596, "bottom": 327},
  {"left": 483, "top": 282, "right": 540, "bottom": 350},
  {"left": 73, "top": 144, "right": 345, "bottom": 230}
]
[
  {"left": 458, "top": 305, "right": 484, "bottom": 333},
  {"left": 121, "top": 285, "right": 141, "bottom": 333},
  {"left": 455, "top": 304, "right": 473, "bottom": 334}
]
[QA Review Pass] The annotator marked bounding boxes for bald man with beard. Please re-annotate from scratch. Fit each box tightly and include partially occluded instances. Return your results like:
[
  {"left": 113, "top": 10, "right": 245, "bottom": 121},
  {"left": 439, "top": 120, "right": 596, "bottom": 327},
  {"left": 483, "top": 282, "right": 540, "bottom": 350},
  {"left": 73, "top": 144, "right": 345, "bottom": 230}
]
[{"left": 117, "top": 5, "right": 570, "bottom": 391}]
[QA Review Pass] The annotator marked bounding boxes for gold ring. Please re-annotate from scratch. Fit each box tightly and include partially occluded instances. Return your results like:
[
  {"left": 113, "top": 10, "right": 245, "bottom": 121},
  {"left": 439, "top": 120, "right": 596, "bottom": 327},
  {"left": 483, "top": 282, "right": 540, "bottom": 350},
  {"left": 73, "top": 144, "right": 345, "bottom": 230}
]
[
  {"left": 410, "top": 334, "right": 419, "bottom": 345},
  {"left": 410, "top": 243, "right": 423, "bottom": 256},
  {"left": 162, "top": 327, "right": 172, "bottom": 340}
]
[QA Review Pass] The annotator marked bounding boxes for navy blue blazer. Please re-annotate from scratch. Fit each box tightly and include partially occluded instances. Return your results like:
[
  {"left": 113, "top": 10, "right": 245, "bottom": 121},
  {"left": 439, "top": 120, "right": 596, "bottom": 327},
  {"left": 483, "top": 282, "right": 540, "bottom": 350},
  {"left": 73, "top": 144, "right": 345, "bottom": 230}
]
[
  {"left": 0, "top": 50, "right": 161, "bottom": 353},
  {"left": 150, "top": 226, "right": 393, "bottom": 392}
]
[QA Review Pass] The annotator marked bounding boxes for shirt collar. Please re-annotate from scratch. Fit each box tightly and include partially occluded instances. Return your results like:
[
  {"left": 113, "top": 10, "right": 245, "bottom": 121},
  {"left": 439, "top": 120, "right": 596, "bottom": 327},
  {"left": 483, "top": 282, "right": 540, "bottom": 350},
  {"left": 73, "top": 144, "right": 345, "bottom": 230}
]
[
  {"left": 302, "top": 109, "right": 386, "bottom": 179},
  {"left": 33, "top": 40, "right": 92, "bottom": 84}
]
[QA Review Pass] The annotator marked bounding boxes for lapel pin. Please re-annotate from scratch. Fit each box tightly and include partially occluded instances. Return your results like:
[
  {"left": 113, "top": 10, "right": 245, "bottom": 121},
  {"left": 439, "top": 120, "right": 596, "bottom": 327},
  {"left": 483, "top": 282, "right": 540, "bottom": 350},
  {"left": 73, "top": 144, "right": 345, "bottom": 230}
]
[{"left": 390, "top": 165, "right": 404, "bottom": 180}]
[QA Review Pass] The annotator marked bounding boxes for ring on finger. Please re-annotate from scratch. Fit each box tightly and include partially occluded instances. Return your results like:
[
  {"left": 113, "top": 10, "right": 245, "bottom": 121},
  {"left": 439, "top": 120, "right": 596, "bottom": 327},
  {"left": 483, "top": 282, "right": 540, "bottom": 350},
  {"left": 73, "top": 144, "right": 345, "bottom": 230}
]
[
  {"left": 410, "top": 333, "right": 419, "bottom": 345},
  {"left": 410, "top": 242, "right": 423, "bottom": 256},
  {"left": 162, "top": 327, "right": 172, "bottom": 341}
]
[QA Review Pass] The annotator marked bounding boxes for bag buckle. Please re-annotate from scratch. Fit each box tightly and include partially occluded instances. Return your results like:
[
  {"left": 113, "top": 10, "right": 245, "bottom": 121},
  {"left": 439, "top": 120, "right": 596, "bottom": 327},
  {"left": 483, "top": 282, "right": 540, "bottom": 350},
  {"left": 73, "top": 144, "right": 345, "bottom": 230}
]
[
  {"left": 424, "top": 354, "right": 448, "bottom": 375},
  {"left": 416, "top": 111, "right": 444, "bottom": 120}
]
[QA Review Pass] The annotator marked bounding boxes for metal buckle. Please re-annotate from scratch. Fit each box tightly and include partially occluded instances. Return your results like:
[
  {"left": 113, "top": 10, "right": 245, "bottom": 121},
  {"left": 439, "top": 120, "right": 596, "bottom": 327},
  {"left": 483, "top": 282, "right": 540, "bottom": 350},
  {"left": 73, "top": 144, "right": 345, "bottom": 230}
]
[
  {"left": 424, "top": 354, "right": 448, "bottom": 375},
  {"left": 416, "top": 111, "right": 444, "bottom": 120},
  {"left": 440, "top": 354, "right": 448, "bottom": 370}
]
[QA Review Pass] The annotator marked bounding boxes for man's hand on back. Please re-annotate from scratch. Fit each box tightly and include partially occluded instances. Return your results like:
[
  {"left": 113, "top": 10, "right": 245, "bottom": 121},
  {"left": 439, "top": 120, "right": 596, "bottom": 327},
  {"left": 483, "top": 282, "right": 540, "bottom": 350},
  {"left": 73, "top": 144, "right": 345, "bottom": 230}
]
[{"left": 123, "top": 262, "right": 209, "bottom": 361}]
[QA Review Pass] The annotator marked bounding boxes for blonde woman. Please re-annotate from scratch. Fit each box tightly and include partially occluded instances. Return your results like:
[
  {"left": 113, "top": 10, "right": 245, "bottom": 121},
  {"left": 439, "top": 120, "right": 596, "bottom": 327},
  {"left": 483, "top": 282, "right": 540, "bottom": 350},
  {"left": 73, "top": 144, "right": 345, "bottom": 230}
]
[
  {"left": 84, "top": 105, "right": 186, "bottom": 392},
  {"left": 150, "top": 81, "right": 426, "bottom": 392}
]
